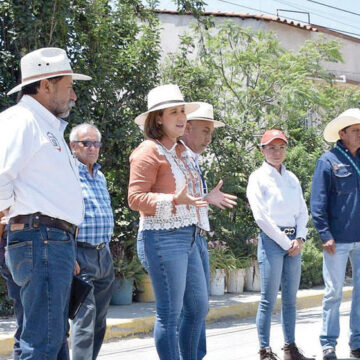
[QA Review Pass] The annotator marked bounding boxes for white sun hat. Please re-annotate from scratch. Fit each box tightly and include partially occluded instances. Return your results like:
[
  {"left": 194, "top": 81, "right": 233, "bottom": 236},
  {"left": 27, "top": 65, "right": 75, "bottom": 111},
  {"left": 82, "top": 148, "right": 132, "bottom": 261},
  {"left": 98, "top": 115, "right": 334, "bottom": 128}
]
[
  {"left": 7, "top": 47, "right": 92, "bottom": 95},
  {"left": 186, "top": 102, "right": 225, "bottom": 128},
  {"left": 323, "top": 108, "right": 360, "bottom": 142},
  {"left": 134, "top": 84, "right": 199, "bottom": 126}
]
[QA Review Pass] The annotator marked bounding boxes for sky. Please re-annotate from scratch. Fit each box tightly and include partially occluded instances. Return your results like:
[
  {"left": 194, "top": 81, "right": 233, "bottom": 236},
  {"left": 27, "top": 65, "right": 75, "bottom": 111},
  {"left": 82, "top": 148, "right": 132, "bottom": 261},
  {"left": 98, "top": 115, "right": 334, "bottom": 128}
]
[{"left": 157, "top": 0, "right": 360, "bottom": 38}]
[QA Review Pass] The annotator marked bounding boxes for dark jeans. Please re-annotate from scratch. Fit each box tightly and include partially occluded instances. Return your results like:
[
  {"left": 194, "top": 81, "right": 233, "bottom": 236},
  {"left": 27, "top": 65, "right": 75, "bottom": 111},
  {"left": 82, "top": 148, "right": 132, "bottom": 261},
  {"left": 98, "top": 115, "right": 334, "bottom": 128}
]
[
  {"left": 6, "top": 224, "right": 75, "bottom": 359},
  {"left": 71, "top": 245, "right": 114, "bottom": 360},
  {"left": 0, "top": 262, "right": 23, "bottom": 360}
]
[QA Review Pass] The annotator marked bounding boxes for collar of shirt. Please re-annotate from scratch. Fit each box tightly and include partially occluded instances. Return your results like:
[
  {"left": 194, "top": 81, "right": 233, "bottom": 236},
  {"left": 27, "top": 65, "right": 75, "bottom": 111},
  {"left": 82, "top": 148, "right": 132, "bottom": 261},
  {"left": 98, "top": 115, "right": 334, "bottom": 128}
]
[
  {"left": 180, "top": 140, "right": 199, "bottom": 164},
  {"left": 261, "top": 161, "right": 286, "bottom": 176},
  {"left": 78, "top": 161, "right": 101, "bottom": 178},
  {"left": 21, "top": 95, "right": 68, "bottom": 133}
]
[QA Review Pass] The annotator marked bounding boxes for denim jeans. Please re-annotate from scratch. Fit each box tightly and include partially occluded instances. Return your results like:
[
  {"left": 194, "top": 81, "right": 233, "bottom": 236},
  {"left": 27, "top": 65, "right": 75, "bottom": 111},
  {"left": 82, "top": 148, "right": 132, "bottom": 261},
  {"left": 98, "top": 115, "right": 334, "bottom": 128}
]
[
  {"left": 71, "top": 245, "right": 114, "bottom": 360},
  {"left": 6, "top": 224, "right": 75, "bottom": 359},
  {"left": 137, "top": 225, "right": 208, "bottom": 360},
  {"left": 256, "top": 231, "right": 301, "bottom": 348},
  {"left": 321, "top": 242, "right": 360, "bottom": 350},
  {"left": 0, "top": 262, "right": 23, "bottom": 360}
]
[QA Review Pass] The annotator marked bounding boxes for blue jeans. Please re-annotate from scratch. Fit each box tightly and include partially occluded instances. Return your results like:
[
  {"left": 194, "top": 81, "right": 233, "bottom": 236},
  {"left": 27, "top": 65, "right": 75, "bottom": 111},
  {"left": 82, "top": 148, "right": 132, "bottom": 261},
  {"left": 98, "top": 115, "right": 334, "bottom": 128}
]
[
  {"left": 0, "top": 262, "right": 23, "bottom": 360},
  {"left": 6, "top": 224, "right": 75, "bottom": 359},
  {"left": 256, "top": 232, "right": 301, "bottom": 348},
  {"left": 71, "top": 245, "right": 114, "bottom": 360},
  {"left": 137, "top": 225, "right": 208, "bottom": 360},
  {"left": 321, "top": 242, "right": 360, "bottom": 350}
]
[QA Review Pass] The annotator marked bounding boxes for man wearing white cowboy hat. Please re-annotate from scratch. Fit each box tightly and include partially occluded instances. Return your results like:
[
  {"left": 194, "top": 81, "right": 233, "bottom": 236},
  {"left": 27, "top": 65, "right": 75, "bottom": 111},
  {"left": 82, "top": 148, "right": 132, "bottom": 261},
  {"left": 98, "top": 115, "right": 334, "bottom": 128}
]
[
  {"left": 0, "top": 47, "right": 91, "bottom": 359},
  {"left": 311, "top": 108, "right": 360, "bottom": 360},
  {"left": 180, "top": 102, "right": 237, "bottom": 360}
]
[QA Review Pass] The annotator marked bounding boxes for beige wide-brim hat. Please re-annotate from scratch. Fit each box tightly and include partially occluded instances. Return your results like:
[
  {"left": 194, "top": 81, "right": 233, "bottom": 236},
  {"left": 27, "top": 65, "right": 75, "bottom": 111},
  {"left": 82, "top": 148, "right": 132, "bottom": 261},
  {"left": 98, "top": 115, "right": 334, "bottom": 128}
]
[
  {"left": 323, "top": 108, "right": 360, "bottom": 142},
  {"left": 134, "top": 84, "right": 199, "bottom": 126},
  {"left": 186, "top": 102, "right": 225, "bottom": 128},
  {"left": 7, "top": 47, "right": 92, "bottom": 95}
]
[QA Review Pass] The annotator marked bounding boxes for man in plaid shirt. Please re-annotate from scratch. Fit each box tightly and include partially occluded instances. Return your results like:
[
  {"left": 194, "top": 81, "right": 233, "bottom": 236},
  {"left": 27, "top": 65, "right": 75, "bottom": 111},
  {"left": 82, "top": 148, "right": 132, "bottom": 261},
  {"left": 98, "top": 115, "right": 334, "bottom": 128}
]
[{"left": 69, "top": 123, "right": 114, "bottom": 360}]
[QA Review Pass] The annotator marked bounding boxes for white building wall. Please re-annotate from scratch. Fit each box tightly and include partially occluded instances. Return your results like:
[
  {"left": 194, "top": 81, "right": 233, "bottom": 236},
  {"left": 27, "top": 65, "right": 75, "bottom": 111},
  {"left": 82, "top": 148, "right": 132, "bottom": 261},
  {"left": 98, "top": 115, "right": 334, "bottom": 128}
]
[{"left": 157, "top": 13, "right": 360, "bottom": 84}]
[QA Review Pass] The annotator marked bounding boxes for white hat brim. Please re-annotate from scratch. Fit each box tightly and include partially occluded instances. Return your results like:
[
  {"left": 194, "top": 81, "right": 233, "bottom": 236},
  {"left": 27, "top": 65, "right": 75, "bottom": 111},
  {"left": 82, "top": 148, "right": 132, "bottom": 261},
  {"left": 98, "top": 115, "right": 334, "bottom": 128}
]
[
  {"left": 323, "top": 115, "right": 360, "bottom": 142},
  {"left": 135, "top": 102, "right": 200, "bottom": 126},
  {"left": 7, "top": 72, "right": 92, "bottom": 95},
  {"left": 186, "top": 116, "right": 225, "bottom": 128}
]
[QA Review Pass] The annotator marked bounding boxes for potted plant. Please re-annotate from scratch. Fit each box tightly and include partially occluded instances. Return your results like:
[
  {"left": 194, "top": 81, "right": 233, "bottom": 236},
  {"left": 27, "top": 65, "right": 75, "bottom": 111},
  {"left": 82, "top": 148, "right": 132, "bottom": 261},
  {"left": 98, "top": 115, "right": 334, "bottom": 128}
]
[
  {"left": 208, "top": 240, "right": 237, "bottom": 296},
  {"left": 226, "top": 257, "right": 251, "bottom": 294},
  {"left": 110, "top": 240, "right": 143, "bottom": 305}
]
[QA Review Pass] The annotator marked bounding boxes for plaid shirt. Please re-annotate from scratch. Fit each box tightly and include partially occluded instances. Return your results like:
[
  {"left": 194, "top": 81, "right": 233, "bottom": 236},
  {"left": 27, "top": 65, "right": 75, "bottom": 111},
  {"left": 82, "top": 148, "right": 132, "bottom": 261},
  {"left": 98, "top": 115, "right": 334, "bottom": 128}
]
[{"left": 77, "top": 162, "right": 114, "bottom": 245}]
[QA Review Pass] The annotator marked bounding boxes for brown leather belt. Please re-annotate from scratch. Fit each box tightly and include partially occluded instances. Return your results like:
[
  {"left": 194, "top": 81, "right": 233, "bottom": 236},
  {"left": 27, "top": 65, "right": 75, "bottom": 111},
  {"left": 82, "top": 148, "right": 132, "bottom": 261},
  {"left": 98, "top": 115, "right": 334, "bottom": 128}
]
[
  {"left": 77, "top": 241, "right": 106, "bottom": 250},
  {"left": 9, "top": 213, "right": 77, "bottom": 237}
]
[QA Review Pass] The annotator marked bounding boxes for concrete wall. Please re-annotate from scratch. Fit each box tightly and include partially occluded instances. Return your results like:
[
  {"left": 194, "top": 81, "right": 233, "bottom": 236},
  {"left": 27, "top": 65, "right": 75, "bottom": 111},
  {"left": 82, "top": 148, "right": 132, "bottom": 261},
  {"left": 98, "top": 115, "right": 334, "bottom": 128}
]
[{"left": 157, "top": 13, "right": 360, "bottom": 84}]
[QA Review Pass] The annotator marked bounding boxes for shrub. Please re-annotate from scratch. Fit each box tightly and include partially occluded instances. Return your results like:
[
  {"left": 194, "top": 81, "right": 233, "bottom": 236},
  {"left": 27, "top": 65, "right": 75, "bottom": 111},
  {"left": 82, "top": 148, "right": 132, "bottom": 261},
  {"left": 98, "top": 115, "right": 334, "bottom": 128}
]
[{"left": 300, "top": 239, "right": 323, "bottom": 289}]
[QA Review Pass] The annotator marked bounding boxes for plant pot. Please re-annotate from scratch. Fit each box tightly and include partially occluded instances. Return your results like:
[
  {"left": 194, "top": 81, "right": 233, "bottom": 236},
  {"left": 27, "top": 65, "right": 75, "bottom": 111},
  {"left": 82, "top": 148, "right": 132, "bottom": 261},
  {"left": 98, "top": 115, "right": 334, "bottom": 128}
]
[
  {"left": 227, "top": 268, "right": 246, "bottom": 293},
  {"left": 210, "top": 269, "right": 225, "bottom": 296},
  {"left": 111, "top": 277, "right": 134, "bottom": 305},
  {"left": 244, "top": 260, "right": 261, "bottom": 292},
  {"left": 135, "top": 274, "right": 155, "bottom": 302}
]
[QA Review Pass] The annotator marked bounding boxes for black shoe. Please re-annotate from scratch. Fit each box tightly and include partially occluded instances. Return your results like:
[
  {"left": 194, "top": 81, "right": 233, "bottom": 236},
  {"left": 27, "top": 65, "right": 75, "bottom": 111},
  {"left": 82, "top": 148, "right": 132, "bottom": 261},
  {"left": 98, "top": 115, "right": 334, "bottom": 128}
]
[
  {"left": 259, "top": 347, "right": 280, "bottom": 360},
  {"left": 350, "top": 348, "right": 360, "bottom": 358},
  {"left": 323, "top": 348, "right": 337, "bottom": 360},
  {"left": 283, "top": 343, "right": 315, "bottom": 360}
]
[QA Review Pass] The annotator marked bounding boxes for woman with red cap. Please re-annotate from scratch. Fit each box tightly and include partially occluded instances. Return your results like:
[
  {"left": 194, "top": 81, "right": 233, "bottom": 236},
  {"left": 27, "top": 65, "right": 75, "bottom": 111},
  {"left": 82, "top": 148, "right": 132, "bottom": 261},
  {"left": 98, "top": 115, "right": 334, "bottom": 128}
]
[{"left": 246, "top": 129, "right": 314, "bottom": 360}]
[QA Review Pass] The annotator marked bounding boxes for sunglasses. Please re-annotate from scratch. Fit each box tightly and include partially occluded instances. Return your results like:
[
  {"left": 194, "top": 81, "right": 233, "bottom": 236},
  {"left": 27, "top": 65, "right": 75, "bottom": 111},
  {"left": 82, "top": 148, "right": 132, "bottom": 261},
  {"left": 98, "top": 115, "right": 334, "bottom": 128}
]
[{"left": 75, "top": 140, "right": 102, "bottom": 148}]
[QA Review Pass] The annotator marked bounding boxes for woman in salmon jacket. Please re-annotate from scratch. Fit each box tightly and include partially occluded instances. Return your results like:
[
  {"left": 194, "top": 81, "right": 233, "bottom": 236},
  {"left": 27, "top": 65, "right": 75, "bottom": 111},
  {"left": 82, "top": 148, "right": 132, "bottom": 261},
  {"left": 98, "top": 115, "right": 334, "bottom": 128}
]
[{"left": 128, "top": 84, "right": 209, "bottom": 360}]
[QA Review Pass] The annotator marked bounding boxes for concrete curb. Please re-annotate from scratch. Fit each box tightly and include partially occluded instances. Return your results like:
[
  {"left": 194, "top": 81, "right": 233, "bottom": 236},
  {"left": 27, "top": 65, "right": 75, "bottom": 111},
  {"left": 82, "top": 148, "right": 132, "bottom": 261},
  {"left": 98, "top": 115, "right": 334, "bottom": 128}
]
[{"left": 0, "top": 287, "right": 353, "bottom": 357}]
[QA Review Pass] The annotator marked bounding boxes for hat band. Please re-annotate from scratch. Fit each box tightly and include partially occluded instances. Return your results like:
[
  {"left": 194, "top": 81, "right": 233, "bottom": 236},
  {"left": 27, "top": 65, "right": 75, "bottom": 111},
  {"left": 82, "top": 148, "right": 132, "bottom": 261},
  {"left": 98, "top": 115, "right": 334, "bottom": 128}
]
[
  {"left": 148, "top": 99, "right": 184, "bottom": 111},
  {"left": 22, "top": 69, "right": 74, "bottom": 82},
  {"left": 187, "top": 116, "right": 214, "bottom": 121}
]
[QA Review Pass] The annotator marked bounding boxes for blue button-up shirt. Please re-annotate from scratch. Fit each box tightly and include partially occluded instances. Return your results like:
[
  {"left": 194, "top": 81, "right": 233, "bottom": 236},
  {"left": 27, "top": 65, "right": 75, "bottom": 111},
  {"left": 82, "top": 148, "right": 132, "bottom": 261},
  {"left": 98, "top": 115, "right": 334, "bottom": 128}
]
[
  {"left": 77, "top": 162, "right": 114, "bottom": 245},
  {"left": 310, "top": 140, "right": 360, "bottom": 243}
]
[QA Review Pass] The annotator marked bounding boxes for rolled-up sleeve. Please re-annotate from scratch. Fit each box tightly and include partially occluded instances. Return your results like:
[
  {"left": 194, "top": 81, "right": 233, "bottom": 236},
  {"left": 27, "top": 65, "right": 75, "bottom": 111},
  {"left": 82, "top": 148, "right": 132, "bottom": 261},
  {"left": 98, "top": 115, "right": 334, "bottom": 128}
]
[{"left": 310, "top": 159, "right": 333, "bottom": 242}]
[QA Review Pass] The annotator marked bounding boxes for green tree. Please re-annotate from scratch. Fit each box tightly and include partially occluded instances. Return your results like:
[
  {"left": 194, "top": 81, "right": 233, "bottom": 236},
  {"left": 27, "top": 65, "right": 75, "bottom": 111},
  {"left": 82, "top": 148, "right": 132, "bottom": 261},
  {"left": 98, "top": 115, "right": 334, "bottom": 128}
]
[{"left": 162, "top": 21, "right": 360, "bottom": 286}]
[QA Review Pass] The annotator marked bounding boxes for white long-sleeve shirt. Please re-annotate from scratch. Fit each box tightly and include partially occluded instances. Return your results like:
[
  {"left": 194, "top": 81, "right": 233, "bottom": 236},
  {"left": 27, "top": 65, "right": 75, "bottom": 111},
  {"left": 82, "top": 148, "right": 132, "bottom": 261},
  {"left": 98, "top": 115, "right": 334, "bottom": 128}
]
[
  {"left": 0, "top": 95, "right": 84, "bottom": 225},
  {"left": 246, "top": 161, "right": 308, "bottom": 250}
]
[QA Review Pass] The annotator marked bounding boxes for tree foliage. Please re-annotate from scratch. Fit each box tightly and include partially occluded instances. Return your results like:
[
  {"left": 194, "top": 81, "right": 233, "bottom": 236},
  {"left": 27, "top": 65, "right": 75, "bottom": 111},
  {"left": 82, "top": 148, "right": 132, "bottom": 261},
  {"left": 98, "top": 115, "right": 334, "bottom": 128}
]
[{"left": 162, "top": 21, "right": 360, "bottom": 288}]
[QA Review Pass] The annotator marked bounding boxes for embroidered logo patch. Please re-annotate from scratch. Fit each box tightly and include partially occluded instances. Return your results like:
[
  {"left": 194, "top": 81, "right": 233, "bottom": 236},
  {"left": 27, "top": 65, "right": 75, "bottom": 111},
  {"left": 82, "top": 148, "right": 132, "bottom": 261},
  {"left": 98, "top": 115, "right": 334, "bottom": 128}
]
[{"left": 47, "top": 132, "right": 61, "bottom": 152}]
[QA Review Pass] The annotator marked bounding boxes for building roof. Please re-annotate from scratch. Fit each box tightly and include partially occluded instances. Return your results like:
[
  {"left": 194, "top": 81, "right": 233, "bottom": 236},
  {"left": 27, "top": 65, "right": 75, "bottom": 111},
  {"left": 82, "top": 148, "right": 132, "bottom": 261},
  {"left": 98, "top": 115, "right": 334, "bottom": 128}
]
[{"left": 156, "top": 9, "right": 360, "bottom": 44}]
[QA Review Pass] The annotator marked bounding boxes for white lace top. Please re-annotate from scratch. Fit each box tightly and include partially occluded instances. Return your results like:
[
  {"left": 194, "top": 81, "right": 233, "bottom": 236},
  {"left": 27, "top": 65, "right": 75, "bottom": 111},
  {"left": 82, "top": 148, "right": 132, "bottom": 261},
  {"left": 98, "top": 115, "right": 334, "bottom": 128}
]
[{"left": 128, "top": 139, "right": 210, "bottom": 232}]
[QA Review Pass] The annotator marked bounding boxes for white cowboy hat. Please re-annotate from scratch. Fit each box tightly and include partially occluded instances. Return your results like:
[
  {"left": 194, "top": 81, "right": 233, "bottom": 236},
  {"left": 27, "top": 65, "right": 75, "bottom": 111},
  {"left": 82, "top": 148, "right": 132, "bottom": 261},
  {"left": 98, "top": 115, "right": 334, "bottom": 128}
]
[
  {"left": 134, "top": 84, "right": 199, "bottom": 126},
  {"left": 323, "top": 108, "right": 360, "bottom": 142},
  {"left": 7, "top": 47, "right": 91, "bottom": 95},
  {"left": 186, "top": 102, "right": 225, "bottom": 128}
]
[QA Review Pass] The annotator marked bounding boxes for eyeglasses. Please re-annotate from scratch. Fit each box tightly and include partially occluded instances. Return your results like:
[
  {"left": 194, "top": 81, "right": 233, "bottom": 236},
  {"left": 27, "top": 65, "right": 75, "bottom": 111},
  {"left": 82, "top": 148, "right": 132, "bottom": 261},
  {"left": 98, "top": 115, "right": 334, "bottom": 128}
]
[{"left": 75, "top": 141, "right": 102, "bottom": 148}]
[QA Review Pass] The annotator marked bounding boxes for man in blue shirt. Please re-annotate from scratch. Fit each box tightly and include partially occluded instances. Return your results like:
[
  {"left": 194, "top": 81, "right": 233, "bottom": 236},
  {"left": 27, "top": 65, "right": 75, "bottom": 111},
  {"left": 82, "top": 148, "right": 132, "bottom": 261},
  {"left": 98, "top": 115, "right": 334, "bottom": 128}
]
[
  {"left": 311, "top": 109, "right": 360, "bottom": 360},
  {"left": 69, "top": 123, "right": 114, "bottom": 360}
]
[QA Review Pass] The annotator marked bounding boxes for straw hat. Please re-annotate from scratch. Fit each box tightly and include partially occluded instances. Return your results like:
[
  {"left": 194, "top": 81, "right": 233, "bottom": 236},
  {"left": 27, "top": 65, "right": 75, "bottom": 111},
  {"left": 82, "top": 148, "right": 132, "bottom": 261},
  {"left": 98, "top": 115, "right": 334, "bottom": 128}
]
[
  {"left": 7, "top": 47, "right": 91, "bottom": 95},
  {"left": 261, "top": 129, "right": 288, "bottom": 146},
  {"left": 186, "top": 102, "right": 225, "bottom": 128},
  {"left": 134, "top": 84, "right": 199, "bottom": 126},
  {"left": 323, "top": 108, "right": 360, "bottom": 142}
]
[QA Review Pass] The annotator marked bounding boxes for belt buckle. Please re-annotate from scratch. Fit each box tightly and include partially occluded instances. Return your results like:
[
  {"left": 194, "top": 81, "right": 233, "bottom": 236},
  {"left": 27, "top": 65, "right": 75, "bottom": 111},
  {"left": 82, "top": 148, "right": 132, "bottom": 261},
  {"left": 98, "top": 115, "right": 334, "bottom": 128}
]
[
  {"left": 284, "top": 228, "right": 295, "bottom": 235},
  {"left": 95, "top": 243, "right": 105, "bottom": 250}
]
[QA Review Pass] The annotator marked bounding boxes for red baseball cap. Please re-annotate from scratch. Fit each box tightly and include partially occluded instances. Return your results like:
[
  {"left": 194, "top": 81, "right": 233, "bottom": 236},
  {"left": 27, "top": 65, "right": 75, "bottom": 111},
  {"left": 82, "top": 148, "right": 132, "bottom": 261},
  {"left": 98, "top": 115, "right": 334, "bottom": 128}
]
[{"left": 260, "top": 129, "right": 288, "bottom": 146}]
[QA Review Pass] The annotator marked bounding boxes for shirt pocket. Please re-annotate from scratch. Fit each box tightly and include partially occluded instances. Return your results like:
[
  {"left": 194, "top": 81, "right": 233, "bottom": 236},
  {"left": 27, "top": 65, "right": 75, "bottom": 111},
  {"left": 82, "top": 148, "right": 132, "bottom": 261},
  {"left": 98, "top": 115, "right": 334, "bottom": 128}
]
[{"left": 332, "top": 163, "right": 356, "bottom": 194}]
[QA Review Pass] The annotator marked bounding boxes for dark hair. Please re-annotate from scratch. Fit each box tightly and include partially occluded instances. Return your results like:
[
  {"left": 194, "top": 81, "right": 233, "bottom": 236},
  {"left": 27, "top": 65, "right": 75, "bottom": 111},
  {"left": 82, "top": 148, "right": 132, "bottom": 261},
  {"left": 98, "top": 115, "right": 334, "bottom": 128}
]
[
  {"left": 144, "top": 109, "right": 165, "bottom": 140},
  {"left": 20, "top": 76, "right": 64, "bottom": 96},
  {"left": 341, "top": 125, "right": 350, "bottom": 133}
]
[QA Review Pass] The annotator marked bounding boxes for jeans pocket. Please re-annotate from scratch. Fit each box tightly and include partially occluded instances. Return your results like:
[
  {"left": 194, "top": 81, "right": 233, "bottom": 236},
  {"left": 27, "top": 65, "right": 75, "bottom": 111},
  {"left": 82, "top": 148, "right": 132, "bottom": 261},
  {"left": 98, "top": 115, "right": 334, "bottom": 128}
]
[
  {"left": 44, "top": 227, "right": 72, "bottom": 243},
  {"left": 5, "top": 241, "right": 33, "bottom": 287}
]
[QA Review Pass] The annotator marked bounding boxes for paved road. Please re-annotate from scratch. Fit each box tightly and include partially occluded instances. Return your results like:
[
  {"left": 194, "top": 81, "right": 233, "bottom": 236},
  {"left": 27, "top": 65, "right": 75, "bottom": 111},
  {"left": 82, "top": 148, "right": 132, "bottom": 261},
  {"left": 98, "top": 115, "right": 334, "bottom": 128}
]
[{"left": 98, "top": 301, "right": 353, "bottom": 360}]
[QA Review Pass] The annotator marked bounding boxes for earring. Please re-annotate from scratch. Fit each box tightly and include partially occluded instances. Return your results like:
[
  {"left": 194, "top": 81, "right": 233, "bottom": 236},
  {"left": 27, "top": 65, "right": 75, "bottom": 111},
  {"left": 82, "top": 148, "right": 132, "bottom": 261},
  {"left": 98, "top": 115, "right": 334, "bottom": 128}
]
[{"left": 157, "top": 122, "right": 162, "bottom": 125}]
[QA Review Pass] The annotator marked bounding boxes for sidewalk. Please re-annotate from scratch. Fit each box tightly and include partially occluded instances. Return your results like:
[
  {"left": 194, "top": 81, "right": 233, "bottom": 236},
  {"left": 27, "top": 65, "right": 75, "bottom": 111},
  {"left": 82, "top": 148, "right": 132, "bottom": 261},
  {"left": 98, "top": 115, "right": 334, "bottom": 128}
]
[{"left": 0, "top": 285, "right": 353, "bottom": 357}]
